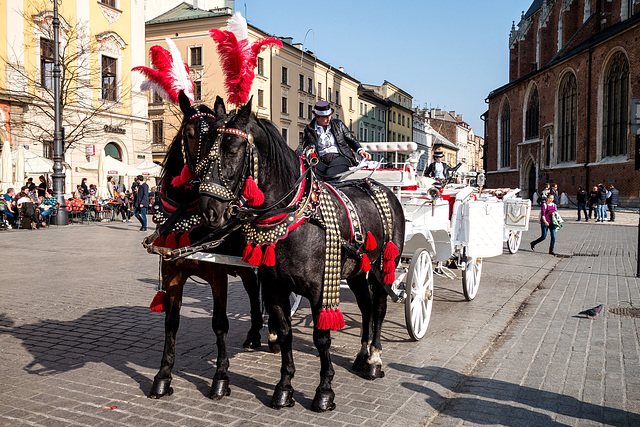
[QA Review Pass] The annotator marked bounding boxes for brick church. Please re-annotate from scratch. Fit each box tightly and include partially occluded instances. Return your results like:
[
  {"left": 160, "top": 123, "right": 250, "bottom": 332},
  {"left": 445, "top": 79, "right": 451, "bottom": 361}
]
[{"left": 485, "top": 0, "right": 640, "bottom": 206}]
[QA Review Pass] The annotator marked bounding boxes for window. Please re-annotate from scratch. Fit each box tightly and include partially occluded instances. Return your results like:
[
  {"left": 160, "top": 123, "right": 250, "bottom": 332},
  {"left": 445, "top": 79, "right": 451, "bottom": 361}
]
[
  {"left": 101, "top": 56, "right": 117, "bottom": 101},
  {"left": 40, "top": 38, "right": 54, "bottom": 90},
  {"left": 500, "top": 99, "right": 511, "bottom": 168},
  {"left": 193, "top": 81, "right": 202, "bottom": 101},
  {"left": 104, "top": 142, "right": 122, "bottom": 161},
  {"left": 257, "top": 57, "right": 264, "bottom": 76},
  {"left": 43, "top": 140, "right": 53, "bottom": 160},
  {"left": 525, "top": 87, "right": 539, "bottom": 140},
  {"left": 371, "top": 129, "right": 375, "bottom": 141},
  {"left": 281, "top": 66, "right": 288, "bottom": 85},
  {"left": 360, "top": 103, "right": 363, "bottom": 115},
  {"left": 603, "top": 52, "right": 629, "bottom": 157},
  {"left": 308, "top": 77, "right": 313, "bottom": 94},
  {"left": 282, "top": 128, "right": 288, "bottom": 144},
  {"left": 393, "top": 111, "right": 396, "bottom": 123},
  {"left": 349, "top": 97, "right": 353, "bottom": 110},
  {"left": 257, "top": 89, "right": 264, "bottom": 108},
  {"left": 335, "top": 90, "right": 339, "bottom": 105},
  {"left": 152, "top": 90, "right": 163, "bottom": 103},
  {"left": 101, "top": 0, "right": 116, "bottom": 7},
  {"left": 349, "top": 119, "right": 353, "bottom": 132},
  {"left": 558, "top": 73, "right": 577, "bottom": 162},
  {"left": 318, "top": 82, "right": 322, "bottom": 99},
  {"left": 190, "top": 47, "right": 202, "bottom": 67},
  {"left": 299, "top": 132, "right": 304, "bottom": 144},
  {"left": 308, "top": 104, "right": 313, "bottom": 119},
  {"left": 402, "top": 115, "right": 405, "bottom": 126},
  {"left": 328, "top": 87, "right": 331, "bottom": 102},
  {"left": 299, "top": 101, "right": 304, "bottom": 118},
  {"left": 299, "top": 74, "right": 304, "bottom": 91},
  {"left": 364, "top": 104, "right": 368, "bottom": 116},
  {"left": 152, "top": 120, "right": 164, "bottom": 145},
  {"left": 281, "top": 96, "right": 288, "bottom": 114}
]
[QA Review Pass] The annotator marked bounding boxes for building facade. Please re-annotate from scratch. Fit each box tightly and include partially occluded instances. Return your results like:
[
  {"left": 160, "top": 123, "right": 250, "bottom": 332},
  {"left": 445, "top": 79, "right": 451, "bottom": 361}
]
[
  {"left": 0, "top": 0, "right": 150, "bottom": 193},
  {"left": 486, "top": 0, "right": 640, "bottom": 205}
]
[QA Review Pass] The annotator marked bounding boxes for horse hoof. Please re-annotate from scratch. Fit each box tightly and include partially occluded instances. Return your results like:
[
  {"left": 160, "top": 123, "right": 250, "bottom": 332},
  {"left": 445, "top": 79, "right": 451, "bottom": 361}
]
[
  {"left": 209, "top": 379, "right": 231, "bottom": 400},
  {"left": 352, "top": 354, "right": 368, "bottom": 371},
  {"left": 268, "top": 341, "right": 281, "bottom": 354},
  {"left": 148, "top": 379, "right": 173, "bottom": 399},
  {"left": 270, "top": 387, "right": 295, "bottom": 409},
  {"left": 243, "top": 333, "right": 262, "bottom": 349},
  {"left": 311, "top": 390, "right": 336, "bottom": 412},
  {"left": 363, "top": 364, "right": 385, "bottom": 380}
]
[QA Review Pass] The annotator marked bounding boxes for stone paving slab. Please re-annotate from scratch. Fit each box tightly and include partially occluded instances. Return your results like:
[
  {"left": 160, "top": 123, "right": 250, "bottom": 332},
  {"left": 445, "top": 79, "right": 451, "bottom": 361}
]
[{"left": 0, "top": 214, "right": 638, "bottom": 426}]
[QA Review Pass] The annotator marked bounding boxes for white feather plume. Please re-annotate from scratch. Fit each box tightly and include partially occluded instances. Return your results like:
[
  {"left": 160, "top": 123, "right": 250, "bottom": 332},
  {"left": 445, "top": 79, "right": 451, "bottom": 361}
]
[
  {"left": 227, "top": 11, "right": 248, "bottom": 41},
  {"left": 165, "top": 38, "right": 194, "bottom": 103}
]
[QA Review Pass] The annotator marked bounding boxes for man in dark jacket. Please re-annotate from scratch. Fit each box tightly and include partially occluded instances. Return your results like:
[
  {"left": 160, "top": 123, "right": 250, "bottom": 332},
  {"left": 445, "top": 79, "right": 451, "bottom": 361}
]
[
  {"left": 596, "top": 183, "right": 607, "bottom": 222},
  {"left": 302, "top": 100, "right": 370, "bottom": 178},
  {"left": 425, "top": 152, "right": 452, "bottom": 181},
  {"left": 133, "top": 175, "right": 149, "bottom": 231},
  {"left": 606, "top": 184, "right": 619, "bottom": 222},
  {"left": 576, "top": 186, "right": 588, "bottom": 221}
]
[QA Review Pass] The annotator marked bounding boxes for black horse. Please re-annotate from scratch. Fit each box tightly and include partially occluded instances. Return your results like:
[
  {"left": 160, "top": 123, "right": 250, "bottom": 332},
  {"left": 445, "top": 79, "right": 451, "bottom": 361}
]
[
  {"left": 146, "top": 93, "right": 265, "bottom": 400},
  {"left": 198, "top": 100, "right": 405, "bottom": 412}
]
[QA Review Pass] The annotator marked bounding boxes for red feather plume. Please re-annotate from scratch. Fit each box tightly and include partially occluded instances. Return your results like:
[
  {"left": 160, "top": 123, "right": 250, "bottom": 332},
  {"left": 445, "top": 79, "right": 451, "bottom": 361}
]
[{"left": 209, "top": 12, "right": 282, "bottom": 107}]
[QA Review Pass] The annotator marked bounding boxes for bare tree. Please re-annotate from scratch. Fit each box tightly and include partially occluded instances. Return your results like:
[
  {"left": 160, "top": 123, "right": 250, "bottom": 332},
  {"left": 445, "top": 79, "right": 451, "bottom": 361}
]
[{"left": 2, "top": 0, "right": 131, "bottom": 155}]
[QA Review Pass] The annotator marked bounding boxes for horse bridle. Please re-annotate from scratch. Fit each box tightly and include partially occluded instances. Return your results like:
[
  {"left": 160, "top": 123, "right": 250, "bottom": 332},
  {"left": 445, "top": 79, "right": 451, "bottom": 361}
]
[{"left": 181, "top": 111, "right": 217, "bottom": 178}]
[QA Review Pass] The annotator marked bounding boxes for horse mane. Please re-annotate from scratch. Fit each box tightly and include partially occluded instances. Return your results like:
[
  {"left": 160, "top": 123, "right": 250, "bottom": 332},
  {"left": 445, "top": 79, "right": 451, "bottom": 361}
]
[
  {"left": 159, "top": 121, "right": 187, "bottom": 187},
  {"left": 253, "top": 116, "right": 299, "bottom": 186}
]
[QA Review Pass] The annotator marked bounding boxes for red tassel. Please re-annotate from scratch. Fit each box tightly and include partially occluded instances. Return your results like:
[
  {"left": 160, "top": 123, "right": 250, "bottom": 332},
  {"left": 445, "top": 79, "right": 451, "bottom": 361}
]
[
  {"left": 150, "top": 291, "right": 167, "bottom": 312},
  {"left": 242, "top": 176, "right": 265, "bottom": 206},
  {"left": 360, "top": 253, "right": 371, "bottom": 272},
  {"left": 333, "top": 308, "right": 345, "bottom": 330},
  {"left": 365, "top": 232, "right": 377, "bottom": 250},
  {"left": 248, "top": 244, "right": 263, "bottom": 266},
  {"left": 153, "top": 234, "right": 166, "bottom": 247},
  {"left": 262, "top": 243, "right": 276, "bottom": 267},
  {"left": 383, "top": 241, "right": 400, "bottom": 262},
  {"left": 384, "top": 271, "right": 396, "bottom": 285},
  {"left": 317, "top": 308, "right": 330, "bottom": 330},
  {"left": 242, "top": 243, "right": 253, "bottom": 263},
  {"left": 171, "top": 165, "right": 195, "bottom": 188},
  {"left": 178, "top": 233, "right": 191, "bottom": 248},
  {"left": 383, "top": 259, "right": 396, "bottom": 274},
  {"left": 165, "top": 233, "right": 178, "bottom": 249}
]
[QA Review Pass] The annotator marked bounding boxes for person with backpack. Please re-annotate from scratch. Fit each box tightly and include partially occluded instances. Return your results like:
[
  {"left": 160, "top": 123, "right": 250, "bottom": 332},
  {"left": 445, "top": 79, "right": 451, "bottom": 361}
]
[
  {"left": 606, "top": 184, "right": 619, "bottom": 222},
  {"left": 576, "top": 186, "right": 588, "bottom": 221}
]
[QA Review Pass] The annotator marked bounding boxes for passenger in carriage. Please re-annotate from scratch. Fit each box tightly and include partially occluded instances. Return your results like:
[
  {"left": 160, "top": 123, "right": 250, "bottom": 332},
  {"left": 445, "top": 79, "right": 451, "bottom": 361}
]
[
  {"left": 301, "top": 100, "right": 370, "bottom": 178},
  {"left": 424, "top": 151, "right": 451, "bottom": 181}
]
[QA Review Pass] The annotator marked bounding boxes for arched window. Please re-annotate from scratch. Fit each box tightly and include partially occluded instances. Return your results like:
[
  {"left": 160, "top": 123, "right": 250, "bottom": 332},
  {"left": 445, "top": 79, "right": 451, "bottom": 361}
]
[
  {"left": 104, "top": 142, "right": 122, "bottom": 161},
  {"left": 525, "top": 86, "right": 539, "bottom": 140},
  {"left": 558, "top": 73, "right": 577, "bottom": 162},
  {"left": 602, "top": 52, "right": 629, "bottom": 157},
  {"left": 499, "top": 98, "right": 511, "bottom": 168}
]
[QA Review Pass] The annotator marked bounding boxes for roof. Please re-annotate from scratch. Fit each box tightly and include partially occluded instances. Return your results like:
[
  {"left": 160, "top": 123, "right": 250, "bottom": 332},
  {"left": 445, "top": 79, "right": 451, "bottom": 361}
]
[
  {"left": 431, "top": 128, "right": 458, "bottom": 151},
  {"left": 523, "top": 0, "right": 543, "bottom": 20},
  {"left": 146, "top": 2, "right": 229, "bottom": 25}
]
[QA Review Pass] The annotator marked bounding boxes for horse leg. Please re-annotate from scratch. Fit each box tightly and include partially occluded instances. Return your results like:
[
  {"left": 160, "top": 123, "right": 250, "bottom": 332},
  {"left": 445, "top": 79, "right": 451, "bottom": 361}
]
[
  {"left": 310, "top": 320, "right": 336, "bottom": 412},
  {"left": 237, "top": 268, "right": 263, "bottom": 349},
  {"left": 267, "top": 310, "right": 280, "bottom": 354},
  {"left": 347, "top": 275, "right": 373, "bottom": 371},
  {"left": 209, "top": 264, "right": 232, "bottom": 399},
  {"left": 149, "top": 260, "right": 186, "bottom": 398},
  {"left": 364, "top": 280, "right": 388, "bottom": 380},
  {"left": 268, "top": 290, "right": 295, "bottom": 409}
]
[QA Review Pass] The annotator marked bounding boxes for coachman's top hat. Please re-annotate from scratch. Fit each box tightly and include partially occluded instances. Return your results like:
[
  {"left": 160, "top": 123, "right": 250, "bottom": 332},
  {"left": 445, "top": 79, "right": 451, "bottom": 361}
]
[
  {"left": 433, "top": 151, "right": 444, "bottom": 158},
  {"left": 312, "top": 100, "right": 334, "bottom": 117}
]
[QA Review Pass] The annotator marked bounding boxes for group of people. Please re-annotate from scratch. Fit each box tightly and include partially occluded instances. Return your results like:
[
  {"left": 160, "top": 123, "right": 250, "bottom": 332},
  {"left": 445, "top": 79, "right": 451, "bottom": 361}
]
[
  {"left": 531, "top": 181, "right": 620, "bottom": 255},
  {"left": 1, "top": 175, "right": 57, "bottom": 229}
]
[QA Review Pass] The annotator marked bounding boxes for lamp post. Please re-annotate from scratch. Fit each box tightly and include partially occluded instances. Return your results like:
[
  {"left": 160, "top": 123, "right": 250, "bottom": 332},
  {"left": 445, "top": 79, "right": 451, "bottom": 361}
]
[{"left": 52, "top": 0, "right": 68, "bottom": 225}]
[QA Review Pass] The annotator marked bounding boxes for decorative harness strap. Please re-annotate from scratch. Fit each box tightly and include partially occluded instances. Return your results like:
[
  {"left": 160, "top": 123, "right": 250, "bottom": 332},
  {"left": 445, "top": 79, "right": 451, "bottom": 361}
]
[{"left": 365, "top": 180, "right": 399, "bottom": 285}]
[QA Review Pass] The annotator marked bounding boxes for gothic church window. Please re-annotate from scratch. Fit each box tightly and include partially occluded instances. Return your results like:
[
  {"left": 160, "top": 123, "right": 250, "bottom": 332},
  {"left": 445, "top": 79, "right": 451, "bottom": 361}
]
[
  {"left": 499, "top": 98, "right": 511, "bottom": 168},
  {"left": 558, "top": 73, "right": 577, "bottom": 162},
  {"left": 525, "top": 86, "right": 539, "bottom": 140},
  {"left": 602, "top": 52, "right": 629, "bottom": 157}
]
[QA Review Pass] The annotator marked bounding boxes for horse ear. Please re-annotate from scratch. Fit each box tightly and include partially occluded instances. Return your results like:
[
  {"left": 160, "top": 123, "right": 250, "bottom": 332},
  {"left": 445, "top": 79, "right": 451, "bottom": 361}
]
[
  {"left": 238, "top": 97, "right": 253, "bottom": 119},
  {"left": 214, "top": 96, "right": 226, "bottom": 117},
  {"left": 178, "top": 90, "right": 191, "bottom": 116}
]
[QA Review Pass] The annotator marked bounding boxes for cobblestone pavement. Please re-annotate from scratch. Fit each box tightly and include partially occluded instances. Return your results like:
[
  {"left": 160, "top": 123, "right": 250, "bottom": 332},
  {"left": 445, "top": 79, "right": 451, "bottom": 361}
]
[{"left": 0, "top": 211, "right": 638, "bottom": 426}]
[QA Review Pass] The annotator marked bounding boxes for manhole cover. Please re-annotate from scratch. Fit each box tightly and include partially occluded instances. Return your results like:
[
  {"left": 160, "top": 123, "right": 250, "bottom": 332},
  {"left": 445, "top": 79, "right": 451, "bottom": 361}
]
[{"left": 608, "top": 307, "right": 640, "bottom": 318}]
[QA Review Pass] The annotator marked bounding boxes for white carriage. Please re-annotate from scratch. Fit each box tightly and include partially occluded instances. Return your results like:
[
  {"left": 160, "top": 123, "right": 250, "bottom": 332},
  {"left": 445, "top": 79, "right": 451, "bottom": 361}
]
[{"left": 344, "top": 142, "right": 531, "bottom": 340}]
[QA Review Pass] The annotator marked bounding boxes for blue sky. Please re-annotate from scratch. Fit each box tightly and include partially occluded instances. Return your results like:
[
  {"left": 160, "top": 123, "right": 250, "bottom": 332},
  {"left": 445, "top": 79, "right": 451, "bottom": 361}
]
[{"left": 236, "top": 0, "right": 533, "bottom": 135}]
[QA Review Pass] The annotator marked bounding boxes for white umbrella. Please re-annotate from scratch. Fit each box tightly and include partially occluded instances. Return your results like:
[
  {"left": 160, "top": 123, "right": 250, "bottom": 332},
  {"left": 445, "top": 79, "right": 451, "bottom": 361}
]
[
  {"left": 0, "top": 140, "right": 12, "bottom": 193},
  {"left": 78, "top": 155, "right": 141, "bottom": 177},
  {"left": 11, "top": 148, "right": 54, "bottom": 174},
  {"left": 96, "top": 149, "right": 110, "bottom": 199},
  {"left": 135, "top": 159, "right": 163, "bottom": 177},
  {"left": 14, "top": 145, "right": 25, "bottom": 190}
]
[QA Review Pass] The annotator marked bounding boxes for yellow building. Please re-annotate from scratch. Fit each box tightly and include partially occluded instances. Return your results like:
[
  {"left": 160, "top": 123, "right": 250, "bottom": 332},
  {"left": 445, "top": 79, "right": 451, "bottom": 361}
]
[
  {"left": 144, "top": 4, "right": 360, "bottom": 161},
  {"left": 0, "top": 0, "right": 149, "bottom": 193}
]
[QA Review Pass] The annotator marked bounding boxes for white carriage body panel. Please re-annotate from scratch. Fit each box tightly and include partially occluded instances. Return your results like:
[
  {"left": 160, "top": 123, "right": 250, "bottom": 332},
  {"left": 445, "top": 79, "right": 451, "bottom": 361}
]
[
  {"left": 504, "top": 198, "right": 531, "bottom": 231},
  {"left": 461, "top": 199, "right": 504, "bottom": 258}
]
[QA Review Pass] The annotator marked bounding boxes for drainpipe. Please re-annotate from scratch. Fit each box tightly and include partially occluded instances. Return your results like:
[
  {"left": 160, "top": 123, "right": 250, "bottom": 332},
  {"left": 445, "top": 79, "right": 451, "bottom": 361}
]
[
  {"left": 269, "top": 45, "right": 273, "bottom": 121},
  {"left": 585, "top": 45, "right": 592, "bottom": 186}
]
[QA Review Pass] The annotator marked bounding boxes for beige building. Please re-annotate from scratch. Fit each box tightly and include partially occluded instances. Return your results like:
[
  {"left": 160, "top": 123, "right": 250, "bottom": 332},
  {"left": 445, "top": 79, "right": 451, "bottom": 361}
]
[
  {"left": 362, "top": 81, "right": 413, "bottom": 144},
  {"left": 0, "top": 0, "right": 150, "bottom": 193},
  {"left": 145, "top": 4, "right": 360, "bottom": 161}
]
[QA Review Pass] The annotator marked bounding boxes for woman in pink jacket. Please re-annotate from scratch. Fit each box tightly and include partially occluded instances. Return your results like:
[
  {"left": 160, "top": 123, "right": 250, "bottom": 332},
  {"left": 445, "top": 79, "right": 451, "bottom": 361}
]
[{"left": 530, "top": 193, "right": 557, "bottom": 255}]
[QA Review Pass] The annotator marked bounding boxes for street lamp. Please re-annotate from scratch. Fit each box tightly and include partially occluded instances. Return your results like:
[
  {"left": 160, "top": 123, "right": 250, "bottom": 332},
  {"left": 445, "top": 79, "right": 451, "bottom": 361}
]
[{"left": 52, "top": 0, "right": 69, "bottom": 225}]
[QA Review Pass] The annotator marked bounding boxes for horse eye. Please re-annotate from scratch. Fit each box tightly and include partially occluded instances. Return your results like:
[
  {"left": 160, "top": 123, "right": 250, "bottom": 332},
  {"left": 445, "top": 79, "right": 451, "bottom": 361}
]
[{"left": 186, "top": 124, "right": 196, "bottom": 138}]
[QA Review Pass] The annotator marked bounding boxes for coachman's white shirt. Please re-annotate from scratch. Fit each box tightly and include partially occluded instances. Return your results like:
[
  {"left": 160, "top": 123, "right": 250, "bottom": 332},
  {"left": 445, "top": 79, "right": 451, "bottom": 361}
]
[
  {"left": 314, "top": 122, "right": 339, "bottom": 157},
  {"left": 434, "top": 162, "right": 445, "bottom": 179}
]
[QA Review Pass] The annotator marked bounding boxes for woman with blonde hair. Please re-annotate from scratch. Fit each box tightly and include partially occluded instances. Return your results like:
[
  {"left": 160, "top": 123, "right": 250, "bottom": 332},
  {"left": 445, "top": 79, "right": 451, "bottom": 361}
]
[{"left": 530, "top": 193, "right": 558, "bottom": 255}]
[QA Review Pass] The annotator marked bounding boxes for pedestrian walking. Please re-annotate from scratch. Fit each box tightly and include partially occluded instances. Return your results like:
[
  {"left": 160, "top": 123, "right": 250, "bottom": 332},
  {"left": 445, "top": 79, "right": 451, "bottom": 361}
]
[
  {"left": 550, "top": 183, "right": 559, "bottom": 203},
  {"left": 538, "top": 183, "right": 550, "bottom": 205},
  {"left": 588, "top": 186, "right": 599, "bottom": 219},
  {"left": 576, "top": 186, "right": 588, "bottom": 221},
  {"left": 530, "top": 193, "right": 558, "bottom": 255},
  {"left": 596, "top": 183, "right": 607, "bottom": 222},
  {"left": 133, "top": 175, "right": 149, "bottom": 231},
  {"left": 606, "top": 184, "right": 619, "bottom": 222}
]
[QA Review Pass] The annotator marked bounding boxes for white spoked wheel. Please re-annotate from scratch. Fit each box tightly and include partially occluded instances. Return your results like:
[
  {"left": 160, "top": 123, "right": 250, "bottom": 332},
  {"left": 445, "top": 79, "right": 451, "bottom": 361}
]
[
  {"left": 290, "top": 293, "right": 302, "bottom": 316},
  {"left": 461, "top": 248, "right": 482, "bottom": 301},
  {"left": 507, "top": 230, "right": 522, "bottom": 254},
  {"left": 404, "top": 249, "right": 434, "bottom": 341}
]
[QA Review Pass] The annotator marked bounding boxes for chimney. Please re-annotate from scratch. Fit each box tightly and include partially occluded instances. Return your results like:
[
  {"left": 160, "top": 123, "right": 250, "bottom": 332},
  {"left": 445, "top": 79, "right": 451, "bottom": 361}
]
[
  {"left": 456, "top": 114, "right": 463, "bottom": 121},
  {"left": 339, "top": 67, "right": 344, "bottom": 72}
]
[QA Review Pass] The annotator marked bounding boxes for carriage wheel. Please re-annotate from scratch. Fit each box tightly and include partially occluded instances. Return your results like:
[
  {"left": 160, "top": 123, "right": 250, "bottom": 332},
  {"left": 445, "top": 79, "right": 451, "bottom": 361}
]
[
  {"left": 290, "top": 293, "right": 302, "bottom": 316},
  {"left": 461, "top": 248, "right": 482, "bottom": 301},
  {"left": 404, "top": 249, "right": 434, "bottom": 341},
  {"left": 507, "top": 230, "right": 522, "bottom": 254}
]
